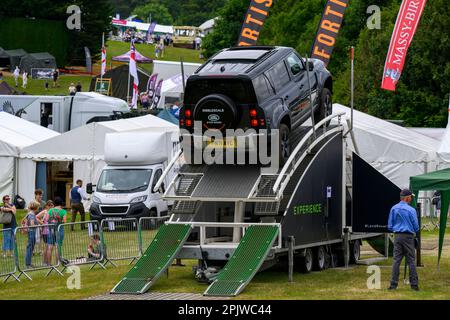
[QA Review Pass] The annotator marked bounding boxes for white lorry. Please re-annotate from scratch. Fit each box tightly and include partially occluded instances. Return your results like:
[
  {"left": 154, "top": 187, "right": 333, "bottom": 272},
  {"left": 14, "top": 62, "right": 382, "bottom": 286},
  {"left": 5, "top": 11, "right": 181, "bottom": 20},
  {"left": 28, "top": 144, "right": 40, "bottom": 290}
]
[
  {"left": 0, "top": 92, "right": 129, "bottom": 133},
  {"left": 88, "top": 130, "right": 181, "bottom": 220}
]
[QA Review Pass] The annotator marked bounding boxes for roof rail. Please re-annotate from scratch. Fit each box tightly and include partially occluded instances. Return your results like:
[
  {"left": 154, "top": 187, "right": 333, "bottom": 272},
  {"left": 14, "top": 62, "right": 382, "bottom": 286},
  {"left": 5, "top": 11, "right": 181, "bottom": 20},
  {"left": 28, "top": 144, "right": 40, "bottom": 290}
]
[{"left": 227, "top": 46, "right": 276, "bottom": 51}]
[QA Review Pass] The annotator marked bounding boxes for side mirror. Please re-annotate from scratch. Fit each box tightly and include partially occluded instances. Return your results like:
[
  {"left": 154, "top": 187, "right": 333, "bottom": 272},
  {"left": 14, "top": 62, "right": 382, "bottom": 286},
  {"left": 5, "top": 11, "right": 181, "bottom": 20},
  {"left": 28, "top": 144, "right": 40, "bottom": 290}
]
[
  {"left": 308, "top": 61, "right": 314, "bottom": 71},
  {"left": 291, "top": 64, "right": 301, "bottom": 75},
  {"left": 86, "top": 183, "right": 93, "bottom": 194}
]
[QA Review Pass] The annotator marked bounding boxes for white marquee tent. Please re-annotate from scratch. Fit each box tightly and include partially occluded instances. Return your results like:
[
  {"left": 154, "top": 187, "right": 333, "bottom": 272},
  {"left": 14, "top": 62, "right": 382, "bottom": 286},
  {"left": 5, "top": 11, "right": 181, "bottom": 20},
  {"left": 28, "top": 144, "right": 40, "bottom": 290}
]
[
  {"left": 19, "top": 115, "right": 178, "bottom": 204},
  {"left": 0, "top": 112, "right": 59, "bottom": 198},
  {"left": 332, "top": 104, "right": 440, "bottom": 188},
  {"left": 437, "top": 108, "right": 450, "bottom": 167}
]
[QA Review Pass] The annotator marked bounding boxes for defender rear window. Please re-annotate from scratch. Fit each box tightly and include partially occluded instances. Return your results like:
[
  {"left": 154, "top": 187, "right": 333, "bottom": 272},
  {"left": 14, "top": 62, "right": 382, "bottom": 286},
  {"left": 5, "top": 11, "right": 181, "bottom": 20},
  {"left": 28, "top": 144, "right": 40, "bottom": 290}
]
[
  {"left": 252, "top": 75, "right": 273, "bottom": 103},
  {"left": 184, "top": 78, "right": 256, "bottom": 104}
]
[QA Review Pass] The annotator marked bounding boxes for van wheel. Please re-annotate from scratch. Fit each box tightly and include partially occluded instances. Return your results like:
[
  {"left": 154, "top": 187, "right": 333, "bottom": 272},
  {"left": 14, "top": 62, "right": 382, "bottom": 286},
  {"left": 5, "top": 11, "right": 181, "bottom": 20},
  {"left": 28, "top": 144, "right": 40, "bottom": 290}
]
[
  {"left": 315, "top": 88, "right": 332, "bottom": 125},
  {"left": 279, "top": 124, "right": 291, "bottom": 165},
  {"left": 299, "top": 248, "right": 313, "bottom": 273},
  {"left": 313, "top": 246, "right": 327, "bottom": 271}
]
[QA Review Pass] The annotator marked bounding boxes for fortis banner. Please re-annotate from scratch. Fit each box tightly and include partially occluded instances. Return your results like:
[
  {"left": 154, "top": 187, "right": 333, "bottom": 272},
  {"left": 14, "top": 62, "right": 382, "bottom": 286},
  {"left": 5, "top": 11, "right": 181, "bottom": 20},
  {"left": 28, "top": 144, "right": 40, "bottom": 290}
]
[
  {"left": 237, "top": 0, "right": 273, "bottom": 46},
  {"left": 381, "top": 0, "right": 427, "bottom": 91},
  {"left": 311, "top": 0, "right": 349, "bottom": 66}
]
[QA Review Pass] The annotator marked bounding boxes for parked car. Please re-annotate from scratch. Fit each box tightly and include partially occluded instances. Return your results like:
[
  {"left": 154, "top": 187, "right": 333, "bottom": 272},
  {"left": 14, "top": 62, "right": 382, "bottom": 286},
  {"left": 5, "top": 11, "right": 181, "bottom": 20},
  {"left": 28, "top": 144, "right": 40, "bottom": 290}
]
[{"left": 179, "top": 46, "right": 333, "bottom": 164}]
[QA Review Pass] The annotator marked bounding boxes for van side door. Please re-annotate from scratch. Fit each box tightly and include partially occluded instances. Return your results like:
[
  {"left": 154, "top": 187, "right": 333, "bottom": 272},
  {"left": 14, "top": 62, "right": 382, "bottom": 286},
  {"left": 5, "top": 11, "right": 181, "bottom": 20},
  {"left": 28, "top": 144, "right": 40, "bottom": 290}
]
[{"left": 151, "top": 167, "right": 167, "bottom": 216}]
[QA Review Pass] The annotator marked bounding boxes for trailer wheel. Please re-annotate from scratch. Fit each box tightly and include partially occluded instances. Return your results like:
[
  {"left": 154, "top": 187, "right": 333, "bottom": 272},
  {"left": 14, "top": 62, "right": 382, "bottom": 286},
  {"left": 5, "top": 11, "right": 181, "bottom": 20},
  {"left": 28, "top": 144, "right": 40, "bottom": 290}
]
[
  {"left": 313, "top": 246, "right": 327, "bottom": 271},
  {"left": 300, "top": 248, "right": 313, "bottom": 273},
  {"left": 350, "top": 240, "right": 361, "bottom": 264}
]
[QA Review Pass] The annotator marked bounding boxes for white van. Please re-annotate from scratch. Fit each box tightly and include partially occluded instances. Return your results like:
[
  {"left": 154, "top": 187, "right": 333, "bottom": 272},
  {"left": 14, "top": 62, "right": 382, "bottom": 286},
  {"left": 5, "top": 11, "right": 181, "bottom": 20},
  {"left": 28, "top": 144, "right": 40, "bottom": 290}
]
[
  {"left": 0, "top": 92, "right": 129, "bottom": 133},
  {"left": 88, "top": 130, "right": 181, "bottom": 220}
]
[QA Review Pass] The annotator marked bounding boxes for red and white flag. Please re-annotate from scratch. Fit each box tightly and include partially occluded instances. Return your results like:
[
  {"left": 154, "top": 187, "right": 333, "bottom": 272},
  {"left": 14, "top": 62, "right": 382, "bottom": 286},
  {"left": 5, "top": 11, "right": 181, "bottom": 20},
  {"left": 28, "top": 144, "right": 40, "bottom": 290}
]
[
  {"left": 381, "top": 0, "right": 427, "bottom": 91},
  {"left": 129, "top": 41, "right": 139, "bottom": 109},
  {"left": 101, "top": 35, "right": 106, "bottom": 76}
]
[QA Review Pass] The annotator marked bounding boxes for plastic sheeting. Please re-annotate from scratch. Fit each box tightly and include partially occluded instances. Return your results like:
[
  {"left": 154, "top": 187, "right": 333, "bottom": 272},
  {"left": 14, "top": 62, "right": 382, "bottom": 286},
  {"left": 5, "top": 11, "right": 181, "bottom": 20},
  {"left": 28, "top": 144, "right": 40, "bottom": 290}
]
[
  {"left": 0, "top": 157, "right": 14, "bottom": 198},
  {"left": 17, "top": 158, "right": 36, "bottom": 204}
]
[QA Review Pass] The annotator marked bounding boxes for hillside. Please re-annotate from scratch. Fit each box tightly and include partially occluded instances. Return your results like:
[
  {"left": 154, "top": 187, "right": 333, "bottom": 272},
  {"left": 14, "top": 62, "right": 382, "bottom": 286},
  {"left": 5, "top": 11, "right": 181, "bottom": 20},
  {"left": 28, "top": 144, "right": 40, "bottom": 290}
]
[{"left": 204, "top": 0, "right": 450, "bottom": 127}]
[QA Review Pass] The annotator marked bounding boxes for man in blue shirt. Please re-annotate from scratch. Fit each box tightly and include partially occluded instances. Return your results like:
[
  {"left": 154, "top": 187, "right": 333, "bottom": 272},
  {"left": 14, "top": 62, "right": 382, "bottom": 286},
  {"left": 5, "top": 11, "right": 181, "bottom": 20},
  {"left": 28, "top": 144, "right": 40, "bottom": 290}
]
[{"left": 388, "top": 189, "right": 420, "bottom": 291}]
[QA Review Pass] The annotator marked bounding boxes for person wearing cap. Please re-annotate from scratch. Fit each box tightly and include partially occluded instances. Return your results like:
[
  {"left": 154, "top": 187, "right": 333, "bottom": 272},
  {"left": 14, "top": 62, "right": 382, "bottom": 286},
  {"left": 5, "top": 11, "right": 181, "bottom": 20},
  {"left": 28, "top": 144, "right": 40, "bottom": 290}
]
[{"left": 388, "top": 189, "right": 420, "bottom": 291}]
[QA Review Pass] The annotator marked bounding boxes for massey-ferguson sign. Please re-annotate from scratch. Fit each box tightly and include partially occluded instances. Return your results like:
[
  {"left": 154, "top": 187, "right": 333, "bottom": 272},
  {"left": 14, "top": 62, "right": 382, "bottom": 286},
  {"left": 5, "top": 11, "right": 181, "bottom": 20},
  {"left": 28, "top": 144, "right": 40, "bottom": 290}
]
[{"left": 381, "top": 0, "right": 427, "bottom": 91}]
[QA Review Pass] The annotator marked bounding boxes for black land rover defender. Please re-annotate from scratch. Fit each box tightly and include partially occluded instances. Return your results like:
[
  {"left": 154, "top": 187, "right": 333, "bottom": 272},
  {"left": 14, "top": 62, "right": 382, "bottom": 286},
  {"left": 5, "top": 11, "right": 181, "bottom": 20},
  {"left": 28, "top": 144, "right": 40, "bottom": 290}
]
[{"left": 180, "top": 46, "right": 333, "bottom": 163}]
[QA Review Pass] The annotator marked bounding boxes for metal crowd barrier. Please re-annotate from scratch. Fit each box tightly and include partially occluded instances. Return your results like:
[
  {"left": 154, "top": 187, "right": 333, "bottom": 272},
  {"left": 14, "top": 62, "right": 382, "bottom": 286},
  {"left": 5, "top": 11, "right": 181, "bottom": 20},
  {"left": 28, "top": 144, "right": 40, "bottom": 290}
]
[
  {"left": 14, "top": 224, "right": 63, "bottom": 280},
  {"left": 0, "top": 228, "right": 19, "bottom": 283},
  {"left": 138, "top": 216, "right": 170, "bottom": 254},
  {"left": 100, "top": 218, "right": 140, "bottom": 266},
  {"left": 57, "top": 221, "right": 105, "bottom": 271}
]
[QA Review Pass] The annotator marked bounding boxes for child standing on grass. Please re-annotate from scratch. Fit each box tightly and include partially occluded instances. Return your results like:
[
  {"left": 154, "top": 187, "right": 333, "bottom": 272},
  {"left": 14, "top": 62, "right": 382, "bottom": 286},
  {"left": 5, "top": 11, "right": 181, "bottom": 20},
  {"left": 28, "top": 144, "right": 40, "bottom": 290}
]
[
  {"left": 23, "top": 201, "right": 40, "bottom": 268},
  {"left": 36, "top": 200, "right": 55, "bottom": 266}
]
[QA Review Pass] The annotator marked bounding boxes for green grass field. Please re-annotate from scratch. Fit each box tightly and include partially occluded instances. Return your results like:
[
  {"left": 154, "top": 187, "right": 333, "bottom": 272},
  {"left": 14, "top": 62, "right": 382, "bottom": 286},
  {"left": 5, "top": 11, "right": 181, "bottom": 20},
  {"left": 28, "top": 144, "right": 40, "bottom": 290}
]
[
  {"left": 1, "top": 75, "right": 92, "bottom": 96},
  {"left": 104, "top": 40, "right": 205, "bottom": 75},
  {"left": 0, "top": 40, "right": 203, "bottom": 96},
  {"left": 1, "top": 212, "right": 449, "bottom": 300}
]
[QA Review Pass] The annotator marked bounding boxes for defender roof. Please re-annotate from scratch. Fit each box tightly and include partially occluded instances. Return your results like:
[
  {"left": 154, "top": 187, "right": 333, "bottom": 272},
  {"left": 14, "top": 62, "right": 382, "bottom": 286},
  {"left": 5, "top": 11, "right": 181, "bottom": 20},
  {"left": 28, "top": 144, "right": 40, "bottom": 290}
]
[{"left": 193, "top": 46, "right": 295, "bottom": 79}]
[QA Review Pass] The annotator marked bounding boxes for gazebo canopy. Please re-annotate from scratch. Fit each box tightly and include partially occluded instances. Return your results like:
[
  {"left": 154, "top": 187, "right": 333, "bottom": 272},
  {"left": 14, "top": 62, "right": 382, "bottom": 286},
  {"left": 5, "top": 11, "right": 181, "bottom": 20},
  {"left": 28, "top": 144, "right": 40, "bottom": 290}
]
[
  {"left": 112, "top": 50, "right": 152, "bottom": 63},
  {"left": 410, "top": 168, "right": 450, "bottom": 267}
]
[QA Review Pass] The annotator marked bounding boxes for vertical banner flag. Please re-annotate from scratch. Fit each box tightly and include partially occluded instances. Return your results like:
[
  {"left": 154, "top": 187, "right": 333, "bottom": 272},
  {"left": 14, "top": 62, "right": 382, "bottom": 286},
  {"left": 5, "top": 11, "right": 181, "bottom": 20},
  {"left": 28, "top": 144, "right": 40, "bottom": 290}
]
[
  {"left": 147, "top": 73, "right": 158, "bottom": 100},
  {"left": 147, "top": 22, "right": 157, "bottom": 42},
  {"left": 129, "top": 40, "right": 139, "bottom": 109},
  {"left": 101, "top": 34, "right": 106, "bottom": 76},
  {"left": 381, "top": 0, "right": 427, "bottom": 91},
  {"left": 151, "top": 79, "right": 163, "bottom": 109},
  {"left": 311, "top": 0, "right": 349, "bottom": 66},
  {"left": 84, "top": 47, "right": 92, "bottom": 74},
  {"left": 237, "top": 0, "right": 273, "bottom": 46}
]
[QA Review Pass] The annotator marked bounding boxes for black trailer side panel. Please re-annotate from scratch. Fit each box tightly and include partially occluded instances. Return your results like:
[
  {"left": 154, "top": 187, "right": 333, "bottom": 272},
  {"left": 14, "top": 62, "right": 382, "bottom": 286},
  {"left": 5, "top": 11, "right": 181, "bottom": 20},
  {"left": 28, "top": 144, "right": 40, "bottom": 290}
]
[
  {"left": 281, "top": 133, "right": 343, "bottom": 245},
  {"left": 352, "top": 152, "right": 400, "bottom": 233}
]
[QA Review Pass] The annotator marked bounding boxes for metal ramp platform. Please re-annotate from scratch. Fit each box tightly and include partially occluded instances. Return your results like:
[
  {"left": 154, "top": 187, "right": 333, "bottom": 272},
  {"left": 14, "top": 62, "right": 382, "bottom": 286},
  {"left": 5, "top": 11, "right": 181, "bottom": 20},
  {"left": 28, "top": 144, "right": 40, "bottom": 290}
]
[
  {"left": 111, "top": 223, "right": 192, "bottom": 294},
  {"left": 203, "top": 225, "right": 279, "bottom": 297}
]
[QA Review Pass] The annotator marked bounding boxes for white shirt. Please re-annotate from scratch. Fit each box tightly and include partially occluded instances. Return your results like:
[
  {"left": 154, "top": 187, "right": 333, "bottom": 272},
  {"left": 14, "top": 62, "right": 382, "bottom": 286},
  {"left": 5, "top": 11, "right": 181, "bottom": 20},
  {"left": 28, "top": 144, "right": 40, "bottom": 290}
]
[{"left": 70, "top": 186, "right": 89, "bottom": 201}]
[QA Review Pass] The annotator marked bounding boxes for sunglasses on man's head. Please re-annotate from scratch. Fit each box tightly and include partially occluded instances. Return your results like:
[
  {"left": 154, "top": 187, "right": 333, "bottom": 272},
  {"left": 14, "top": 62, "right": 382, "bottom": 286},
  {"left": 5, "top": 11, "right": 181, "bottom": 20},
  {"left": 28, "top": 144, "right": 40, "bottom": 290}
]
[{"left": 4, "top": 198, "right": 10, "bottom": 201}]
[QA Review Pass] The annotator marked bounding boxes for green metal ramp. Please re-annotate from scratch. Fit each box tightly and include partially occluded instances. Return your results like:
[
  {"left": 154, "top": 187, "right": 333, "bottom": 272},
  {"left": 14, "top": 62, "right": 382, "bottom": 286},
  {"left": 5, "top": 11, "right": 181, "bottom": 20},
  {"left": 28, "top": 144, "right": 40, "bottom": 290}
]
[
  {"left": 204, "top": 225, "right": 279, "bottom": 297},
  {"left": 111, "top": 223, "right": 191, "bottom": 294}
]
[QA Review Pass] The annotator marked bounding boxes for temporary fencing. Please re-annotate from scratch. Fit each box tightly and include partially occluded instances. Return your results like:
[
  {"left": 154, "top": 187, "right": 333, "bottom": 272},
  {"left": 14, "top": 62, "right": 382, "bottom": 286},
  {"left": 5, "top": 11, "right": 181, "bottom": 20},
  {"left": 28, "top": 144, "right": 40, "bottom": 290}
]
[
  {"left": 14, "top": 224, "right": 63, "bottom": 280},
  {"left": 0, "top": 228, "right": 19, "bottom": 282},
  {"left": 100, "top": 218, "right": 140, "bottom": 266},
  {"left": 3, "top": 216, "right": 173, "bottom": 282},
  {"left": 138, "top": 216, "right": 170, "bottom": 254},
  {"left": 58, "top": 221, "right": 105, "bottom": 271}
]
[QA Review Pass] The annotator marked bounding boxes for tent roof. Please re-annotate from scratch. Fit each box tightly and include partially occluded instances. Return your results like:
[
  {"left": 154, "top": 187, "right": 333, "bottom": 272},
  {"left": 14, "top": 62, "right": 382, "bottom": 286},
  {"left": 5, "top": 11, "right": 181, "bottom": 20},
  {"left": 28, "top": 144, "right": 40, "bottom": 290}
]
[
  {"left": 0, "top": 112, "right": 59, "bottom": 156},
  {"left": 333, "top": 104, "right": 439, "bottom": 162},
  {"left": 26, "top": 52, "right": 56, "bottom": 60},
  {"left": 157, "top": 109, "right": 178, "bottom": 125},
  {"left": 0, "top": 47, "right": 8, "bottom": 58},
  {"left": 112, "top": 50, "right": 152, "bottom": 63},
  {"left": 20, "top": 115, "right": 178, "bottom": 160},
  {"left": 0, "top": 81, "right": 20, "bottom": 95},
  {"left": 199, "top": 18, "right": 217, "bottom": 30},
  {"left": 410, "top": 168, "right": 450, "bottom": 191},
  {"left": 4, "top": 49, "right": 27, "bottom": 57}
]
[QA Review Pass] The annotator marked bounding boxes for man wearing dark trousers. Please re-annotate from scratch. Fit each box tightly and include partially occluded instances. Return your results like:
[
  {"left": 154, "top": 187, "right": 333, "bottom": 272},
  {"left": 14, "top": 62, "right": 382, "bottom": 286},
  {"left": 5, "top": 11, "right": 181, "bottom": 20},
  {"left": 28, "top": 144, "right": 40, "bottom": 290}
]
[
  {"left": 388, "top": 189, "right": 420, "bottom": 291},
  {"left": 70, "top": 179, "right": 89, "bottom": 231}
]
